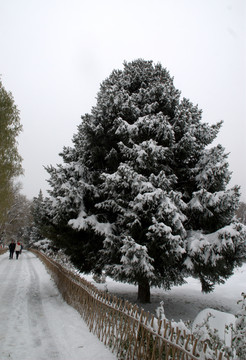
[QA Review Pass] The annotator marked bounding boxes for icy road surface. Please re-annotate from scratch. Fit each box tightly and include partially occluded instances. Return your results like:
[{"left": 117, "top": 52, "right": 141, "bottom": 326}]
[{"left": 0, "top": 250, "right": 116, "bottom": 360}]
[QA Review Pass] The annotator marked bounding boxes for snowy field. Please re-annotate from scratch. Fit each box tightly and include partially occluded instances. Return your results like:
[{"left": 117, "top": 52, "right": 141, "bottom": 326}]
[
  {"left": 84, "top": 262, "right": 246, "bottom": 323},
  {"left": 0, "top": 251, "right": 116, "bottom": 360}
]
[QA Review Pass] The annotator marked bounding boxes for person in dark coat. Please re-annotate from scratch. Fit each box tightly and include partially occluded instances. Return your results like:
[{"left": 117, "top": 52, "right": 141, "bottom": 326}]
[{"left": 9, "top": 240, "right": 15, "bottom": 259}]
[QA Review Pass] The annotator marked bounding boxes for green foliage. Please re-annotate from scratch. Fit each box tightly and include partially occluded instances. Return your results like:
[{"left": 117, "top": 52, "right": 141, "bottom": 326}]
[{"left": 0, "top": 80, "right": 23, "bottom": 228}]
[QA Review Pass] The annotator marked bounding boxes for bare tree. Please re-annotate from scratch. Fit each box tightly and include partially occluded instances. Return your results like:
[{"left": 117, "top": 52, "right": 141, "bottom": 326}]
[
  {"left": 236, "top": 202, "right": 246, "bottom": 225},
  {"left": 1, "top": 183, "right": 32, "bottom": 247}
]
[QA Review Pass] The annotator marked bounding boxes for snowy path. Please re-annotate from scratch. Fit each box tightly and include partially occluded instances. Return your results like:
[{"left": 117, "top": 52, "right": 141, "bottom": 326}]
[{"left": 0, "top": 251, "right": 116, "bottom": 360}]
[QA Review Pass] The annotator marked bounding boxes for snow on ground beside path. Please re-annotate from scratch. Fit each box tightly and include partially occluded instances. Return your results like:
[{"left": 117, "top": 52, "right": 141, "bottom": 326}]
[
  {"left": 83, "top": 262, "right": 246, "bottom": 323},
  {"left": 82, "top": 263, "right": 246, "bottom": 349},
  {"left": 0, "top": 251, "right": 116, "bottom": 360}
]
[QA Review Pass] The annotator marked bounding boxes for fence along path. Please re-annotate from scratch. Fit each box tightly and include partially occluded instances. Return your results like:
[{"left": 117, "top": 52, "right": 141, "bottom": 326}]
[{"left": 31, "top": 249, "right": 229, "bottom": 360}]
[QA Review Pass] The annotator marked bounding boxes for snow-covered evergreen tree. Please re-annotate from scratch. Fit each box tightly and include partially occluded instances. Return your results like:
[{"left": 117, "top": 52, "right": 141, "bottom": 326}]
[
  {"left": 28, "top": 190, "right": 47, "bottom": 244},
  {"left": 45, "top": 60, "right": 245, "bottom": 302}
]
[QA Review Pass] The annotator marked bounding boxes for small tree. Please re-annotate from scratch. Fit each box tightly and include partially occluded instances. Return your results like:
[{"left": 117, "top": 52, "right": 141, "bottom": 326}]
[
  {"left": 45, "top": 60, "right": 245, "bottom": 302},
  {"left": 27, "top": 190, "right": 46, "bottom": 245}
]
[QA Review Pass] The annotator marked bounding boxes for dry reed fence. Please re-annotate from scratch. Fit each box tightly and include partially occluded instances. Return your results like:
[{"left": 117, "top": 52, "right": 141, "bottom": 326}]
[
  {"left": 30, "top": 249, "right": 229, "bottom": 360},
  {"left": 0, "top": 248, "right": 7, "bottom": 255}
]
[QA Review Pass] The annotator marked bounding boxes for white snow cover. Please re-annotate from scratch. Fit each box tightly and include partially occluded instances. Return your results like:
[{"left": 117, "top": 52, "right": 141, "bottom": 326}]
[
  {"left": 69, "top": 209, "right": 112, "bottom": 236},
  {"left": 84, "top": 262, "right": 246, "bottom": 330},
  {"left": 85, "top": 264, "right": 246, "bottom": 358},
  {"left": 0, "top": 251, "right": 116, "bottom": 360},
  {"left": 1, "top": 248, "right": 245, "bottom": 359}
]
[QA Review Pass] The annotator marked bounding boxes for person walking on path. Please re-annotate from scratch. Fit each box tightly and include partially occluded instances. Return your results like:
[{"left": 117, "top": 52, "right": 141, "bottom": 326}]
[
  {"left": 9, "top": 240, "right": 15, "bottom": 259},
  {"left": 15, "top": 242, "right": 21, "bottom": 259}
]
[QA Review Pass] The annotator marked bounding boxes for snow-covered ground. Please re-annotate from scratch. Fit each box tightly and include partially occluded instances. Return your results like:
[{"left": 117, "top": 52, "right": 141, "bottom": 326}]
[
  {"left": 84, "top": 263, "right": 246, "bottom": 323},
  {"left": 0, "top": 251, "right": 116, "bottom": 360},
  {"left": 1, "top": 249, "right": 245, "bottom": 359},
  {"left": 83, "top": 262, "right": 246, "bottom": 356}
]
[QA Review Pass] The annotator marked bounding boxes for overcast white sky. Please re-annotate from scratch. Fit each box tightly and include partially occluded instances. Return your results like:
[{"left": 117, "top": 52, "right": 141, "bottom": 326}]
[{"left": 0, "top": 0, "right": 245, "bottom": 201}]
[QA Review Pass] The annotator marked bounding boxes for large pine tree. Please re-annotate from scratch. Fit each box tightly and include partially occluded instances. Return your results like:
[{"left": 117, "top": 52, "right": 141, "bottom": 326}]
[{"left": 45, "top": 60, "right": 245, "bottom": 302}]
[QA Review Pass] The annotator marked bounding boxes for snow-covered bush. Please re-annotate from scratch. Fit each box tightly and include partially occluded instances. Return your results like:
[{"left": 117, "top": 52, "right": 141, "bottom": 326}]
[
  {"left": 155, "top": 293, "right": 246, "bottom": 359},
  {"left": 232, "top": 292, "right": 246, "bottom": 359},
  {"left": 193, "top": 310, "right": 235, "bottom": 359},
  {"left": 32, "top": 239, "right": 76, "bottom": 271},
  {"left": 32, "top": 239, "right": 53, "bottom": 252}
]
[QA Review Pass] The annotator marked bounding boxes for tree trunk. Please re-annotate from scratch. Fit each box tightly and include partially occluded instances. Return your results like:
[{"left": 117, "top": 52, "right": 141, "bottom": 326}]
[{"left": 137, "top": 279, "right": 150, "bottom": 303}]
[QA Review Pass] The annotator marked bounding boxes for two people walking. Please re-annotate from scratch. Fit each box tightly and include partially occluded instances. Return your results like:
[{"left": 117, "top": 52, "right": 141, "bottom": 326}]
[{"left": 9, "top": 240, "right": 23, "bottom": 259}]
